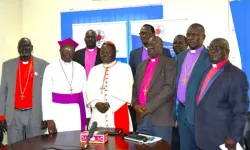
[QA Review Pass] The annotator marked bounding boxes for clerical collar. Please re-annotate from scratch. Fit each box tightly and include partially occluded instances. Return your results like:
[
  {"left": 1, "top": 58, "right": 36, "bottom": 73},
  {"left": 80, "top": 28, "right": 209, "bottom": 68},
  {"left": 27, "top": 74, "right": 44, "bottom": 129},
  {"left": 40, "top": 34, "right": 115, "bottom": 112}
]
[
  {"left": 104, "top": 60, "right": 117, "bottom": 68},
  {"left": 143, "top": 47, "right": 148, "bottom": 50},
  {"left": 189, "top": 45, "right": 204, "bottom": 54},
  {"left": 22, "top": 61, "right": 29, "bottom": 64},
  {"left": 190, "top": 50, "right": 196, "bottom": 53},
  {"left": 212, "top": 59, "right": 228, "bottom": 68},
  {"left": 87, "top": 47, "right": 97, "bottom": 52},
  {"left": 150, "top": 56, "right": 160, "bottom": 62}
]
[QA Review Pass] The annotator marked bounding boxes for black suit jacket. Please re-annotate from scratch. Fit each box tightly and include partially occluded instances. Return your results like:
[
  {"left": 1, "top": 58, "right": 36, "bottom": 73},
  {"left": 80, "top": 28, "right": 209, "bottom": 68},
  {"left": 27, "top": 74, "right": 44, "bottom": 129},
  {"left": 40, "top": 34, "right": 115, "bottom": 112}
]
[
  {"left": 73, "top": 47, "right": 103, "bottom": 68},
  {"left": 195, "top": 62, "right": 249, "bottom": 150},
  {"left": 129, "top": 47, "right": 172, "bottom": 78}
]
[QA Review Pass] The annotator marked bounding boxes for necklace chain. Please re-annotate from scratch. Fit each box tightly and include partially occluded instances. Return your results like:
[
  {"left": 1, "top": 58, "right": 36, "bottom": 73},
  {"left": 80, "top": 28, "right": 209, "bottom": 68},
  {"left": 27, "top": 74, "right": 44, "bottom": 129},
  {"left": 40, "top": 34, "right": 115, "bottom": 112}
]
[
  {"left": 184, "top": 52, "right": 200, "bottom": 77},
  {"left": 100, "top": 61, "right": 117, "bottom": 94},
  {"left": 59, "top": 59, "right": 74, "bottom": 91},
  {"left": 19, "top": 60, "right": 33, "bottom": 100},
  {"left": 142, "top": 60, "right": 155, "bottom": 96}
]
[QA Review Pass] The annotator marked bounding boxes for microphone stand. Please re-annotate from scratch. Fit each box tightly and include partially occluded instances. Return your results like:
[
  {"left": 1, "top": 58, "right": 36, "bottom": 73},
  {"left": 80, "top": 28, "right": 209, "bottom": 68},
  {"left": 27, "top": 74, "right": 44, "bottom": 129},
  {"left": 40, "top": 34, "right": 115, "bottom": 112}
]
[
  {"left": 83, "top": 136, "right": 91, "bottom": 149},
  {"left": 83, "top": 121, "right": 97, "bottom": 149}
]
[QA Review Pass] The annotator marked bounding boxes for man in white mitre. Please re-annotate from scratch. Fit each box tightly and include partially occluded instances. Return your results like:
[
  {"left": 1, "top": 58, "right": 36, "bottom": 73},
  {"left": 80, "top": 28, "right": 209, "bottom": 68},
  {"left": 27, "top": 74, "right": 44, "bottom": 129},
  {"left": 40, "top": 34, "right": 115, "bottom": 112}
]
[
  {"left": 42, "top": 38, "right": 91, "bottom": 134},
  {"left": 87, "top": 41, "right": 133, "bottom": 133}
]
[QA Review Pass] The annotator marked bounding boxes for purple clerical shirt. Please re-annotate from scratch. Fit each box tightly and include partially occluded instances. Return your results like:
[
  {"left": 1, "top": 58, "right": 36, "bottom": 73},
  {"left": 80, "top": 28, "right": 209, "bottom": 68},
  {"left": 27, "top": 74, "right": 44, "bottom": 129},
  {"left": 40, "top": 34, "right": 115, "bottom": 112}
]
[
  {"left": 85, "top": 47, "right": 97, "bottom": 78},
  {"left": 141, "top": 47, "right": 149, "bottom": 61},
  {"left": 177, "top": 46, "right": 204, "bottom": 104}
]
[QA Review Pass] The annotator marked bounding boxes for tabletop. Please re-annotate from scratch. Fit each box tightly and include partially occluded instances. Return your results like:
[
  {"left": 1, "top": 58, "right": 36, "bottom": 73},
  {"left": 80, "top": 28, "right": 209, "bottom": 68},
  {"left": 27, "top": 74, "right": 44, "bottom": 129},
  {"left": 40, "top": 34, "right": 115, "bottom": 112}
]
[{"left": 2, "top": 130, "right": 171, "bottom": 150}]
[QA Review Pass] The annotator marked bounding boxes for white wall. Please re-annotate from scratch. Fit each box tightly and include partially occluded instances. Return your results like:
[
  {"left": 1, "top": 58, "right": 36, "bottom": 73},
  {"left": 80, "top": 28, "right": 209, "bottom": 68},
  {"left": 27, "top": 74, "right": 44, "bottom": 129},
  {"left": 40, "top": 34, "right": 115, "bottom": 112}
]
[
  {"left": 0, "top": 0, "right": 22, "bottom": 62},
  {"left": 0, "top": 0, "right": 22, "bottom": 144}
]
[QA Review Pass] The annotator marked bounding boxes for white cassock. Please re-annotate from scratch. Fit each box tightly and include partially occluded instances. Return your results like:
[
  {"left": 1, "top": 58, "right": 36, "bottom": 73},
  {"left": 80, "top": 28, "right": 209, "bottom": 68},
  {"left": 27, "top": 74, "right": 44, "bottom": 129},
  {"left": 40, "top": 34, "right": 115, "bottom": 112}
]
[
  {"left": 42, "top": 59, "right": 91, "bottom": 133},
  {"left": 87, "top": 61, "right": 134, "bottom": 132}
]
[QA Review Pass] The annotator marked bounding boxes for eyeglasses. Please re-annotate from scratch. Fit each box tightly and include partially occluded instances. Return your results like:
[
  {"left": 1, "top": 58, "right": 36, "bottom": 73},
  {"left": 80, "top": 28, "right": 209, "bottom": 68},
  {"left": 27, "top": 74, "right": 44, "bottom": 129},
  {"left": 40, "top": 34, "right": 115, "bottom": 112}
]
[{"left": 207, "top": 46, "right": 224, "bottom": 50}]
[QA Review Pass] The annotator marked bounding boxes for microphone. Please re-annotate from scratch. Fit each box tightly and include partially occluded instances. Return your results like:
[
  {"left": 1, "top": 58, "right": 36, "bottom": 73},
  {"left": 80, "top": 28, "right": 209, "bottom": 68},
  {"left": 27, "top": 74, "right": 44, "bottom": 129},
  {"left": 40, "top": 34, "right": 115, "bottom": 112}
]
[{"left": 84, "top": 121, "right": 98, "bottom": 149}]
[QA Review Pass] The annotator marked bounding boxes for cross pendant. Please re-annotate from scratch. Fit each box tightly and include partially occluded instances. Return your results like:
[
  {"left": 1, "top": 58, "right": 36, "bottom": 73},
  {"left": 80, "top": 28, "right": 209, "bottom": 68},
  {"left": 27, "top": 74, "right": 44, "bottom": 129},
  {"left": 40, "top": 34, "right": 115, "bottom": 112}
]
[
  {"left": 100, "top": 85, "right": 105, "bottom": 94},
  {"left": 20, "top": 94, "right": 25, "bottom": 100},
  {"left": 183, "top": 77, "right": 187, "bottom": 85},
  {"left": 143, "top": 87, "right": 148, "bottom": 96},
  {"left": 69, "top": 88, "right": 73, "bottom": 94}
]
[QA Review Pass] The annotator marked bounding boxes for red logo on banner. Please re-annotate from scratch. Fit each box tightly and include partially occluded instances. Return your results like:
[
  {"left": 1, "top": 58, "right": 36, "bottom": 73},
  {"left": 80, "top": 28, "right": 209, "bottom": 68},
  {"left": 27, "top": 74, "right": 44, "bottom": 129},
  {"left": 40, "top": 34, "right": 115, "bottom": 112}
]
[
  {"left": 95, "top": 29, "right": 106, "bottom": 47},
  {"left": 154, "top": 24, "right": 165, "bottom": 38}
]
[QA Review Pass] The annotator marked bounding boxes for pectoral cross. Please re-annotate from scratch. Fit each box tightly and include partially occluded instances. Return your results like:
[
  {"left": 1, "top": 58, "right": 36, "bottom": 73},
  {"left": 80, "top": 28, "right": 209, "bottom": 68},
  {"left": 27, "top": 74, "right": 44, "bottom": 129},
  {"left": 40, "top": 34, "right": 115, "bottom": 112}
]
[
  {"left": 20, "top": 94, "right": 25, "bottom": 100},
  {"left": 143, "top": 87, "right": 148, "bottom": 96},
  {"left": 182, "top": 77, "right": 187, "bottom": 85},
  {"left": 100, "top": 85, "right": 105, "bottom": 94},
  {"left": 69, "top": 87, "right": 73, "bottom": 94}
]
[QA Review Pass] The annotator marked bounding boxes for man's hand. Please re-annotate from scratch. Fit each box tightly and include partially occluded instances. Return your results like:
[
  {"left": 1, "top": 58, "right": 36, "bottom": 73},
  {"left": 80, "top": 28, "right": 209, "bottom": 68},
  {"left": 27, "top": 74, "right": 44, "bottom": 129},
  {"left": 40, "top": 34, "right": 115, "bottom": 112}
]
[
  {"left": 47, "top": 120, "right": 57, "bottom": 134},
  {"left": 0, "top": 120, "right": 7, "bottom": 132},
  {"left": 134, "top": 105, "right": 147, "bottom": 117},
  {"left": 225, "top": 137, "right": 237, "bottom": 150},
  {"left": 95, "top": 102, "right": 109, "bottom": 113}
]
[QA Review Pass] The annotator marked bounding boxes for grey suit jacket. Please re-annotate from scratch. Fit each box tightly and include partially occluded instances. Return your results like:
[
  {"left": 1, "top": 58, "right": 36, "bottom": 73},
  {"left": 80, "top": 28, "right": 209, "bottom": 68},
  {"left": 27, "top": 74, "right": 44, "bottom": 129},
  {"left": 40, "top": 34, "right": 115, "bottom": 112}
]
[
  {"left": 132, "top": 55, "right": 177, "bottom": 127},
  {"left": 0, "top": 56, "right": 49, "bottom": 126}
]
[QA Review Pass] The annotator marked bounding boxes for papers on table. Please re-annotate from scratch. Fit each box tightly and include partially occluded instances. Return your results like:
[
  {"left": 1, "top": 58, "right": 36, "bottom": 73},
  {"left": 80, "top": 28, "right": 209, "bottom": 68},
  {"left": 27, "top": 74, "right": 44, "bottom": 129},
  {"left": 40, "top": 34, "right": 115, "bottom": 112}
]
[
  {"left": 138, "top": 133, "right": 162, "bottom": 144},
  {"left": 219, "top": 143, "right": 243, "bottom": 150}
]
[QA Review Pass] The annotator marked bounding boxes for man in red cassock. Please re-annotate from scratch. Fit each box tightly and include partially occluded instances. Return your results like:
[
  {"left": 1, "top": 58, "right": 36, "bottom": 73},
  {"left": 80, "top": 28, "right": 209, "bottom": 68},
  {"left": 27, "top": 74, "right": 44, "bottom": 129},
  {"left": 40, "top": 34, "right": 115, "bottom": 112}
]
[{"left": 87, "top": 41, "right": 133, "bottom": 133}]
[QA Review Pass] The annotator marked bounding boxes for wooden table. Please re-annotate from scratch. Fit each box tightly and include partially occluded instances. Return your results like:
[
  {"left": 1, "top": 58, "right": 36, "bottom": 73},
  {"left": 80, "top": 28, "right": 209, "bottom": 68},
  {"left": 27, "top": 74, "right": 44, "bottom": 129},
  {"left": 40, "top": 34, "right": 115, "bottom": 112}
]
[{"left": 2, "top": 131, "right": 171, "bottom": 150}]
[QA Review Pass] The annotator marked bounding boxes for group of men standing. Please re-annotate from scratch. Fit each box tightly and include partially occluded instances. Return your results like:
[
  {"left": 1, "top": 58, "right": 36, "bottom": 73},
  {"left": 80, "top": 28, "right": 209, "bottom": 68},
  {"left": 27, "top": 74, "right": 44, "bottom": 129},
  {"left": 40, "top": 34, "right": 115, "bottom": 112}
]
[{"left": 0, "top": 22, "right": 249, "bottom": 150}]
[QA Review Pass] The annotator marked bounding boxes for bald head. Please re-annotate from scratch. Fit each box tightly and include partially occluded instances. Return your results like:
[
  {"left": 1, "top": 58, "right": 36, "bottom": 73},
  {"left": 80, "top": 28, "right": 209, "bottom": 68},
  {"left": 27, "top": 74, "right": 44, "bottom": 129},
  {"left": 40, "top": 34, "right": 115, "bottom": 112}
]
[
  {"left": 211, "top": 38, "right": 229, "bottom": 50},
  {"left": 85, "top": 30, "right": 96, "bottom": 36},
  {"left": 147, "top": 36, "right": 163, "bottom": 58},
  {"left": 151, "top": 36, "right": 163, "bottom": 45},
  {"left": 188, "top": 23, "right": 205, "bottom": 34},
  {"left": 17, "top": 37, "right": 33, "bottom": 60},
  {"left": 208, "top": 38, "right": 230, "bottom": 64},
  {"left": 18, "top": 37, "right": 31, "bottom": 45},
  {"left": 84, "top": 29, "right": 97, "bottom": 49}
]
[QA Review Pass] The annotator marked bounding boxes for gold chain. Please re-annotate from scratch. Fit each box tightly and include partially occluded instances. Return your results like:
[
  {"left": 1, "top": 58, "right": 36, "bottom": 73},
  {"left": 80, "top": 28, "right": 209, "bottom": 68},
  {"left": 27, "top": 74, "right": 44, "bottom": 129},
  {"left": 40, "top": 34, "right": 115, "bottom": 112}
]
[{"left": 19, "top": 60, "right": 33, "bottom": 100}]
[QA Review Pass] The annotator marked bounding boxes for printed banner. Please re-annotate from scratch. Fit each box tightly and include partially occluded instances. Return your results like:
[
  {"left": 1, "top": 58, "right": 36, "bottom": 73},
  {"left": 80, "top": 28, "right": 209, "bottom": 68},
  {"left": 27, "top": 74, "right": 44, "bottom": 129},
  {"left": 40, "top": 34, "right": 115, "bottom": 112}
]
[{"left": 72, "top": 21, "right": 128, "bottom": 58}]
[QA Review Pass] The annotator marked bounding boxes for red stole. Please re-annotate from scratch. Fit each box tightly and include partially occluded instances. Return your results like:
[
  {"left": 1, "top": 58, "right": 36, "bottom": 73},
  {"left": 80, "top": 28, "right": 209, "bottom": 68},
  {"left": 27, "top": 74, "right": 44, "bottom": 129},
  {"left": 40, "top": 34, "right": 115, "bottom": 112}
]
[
  {"left": 14, "top": 57, "right": 34, "bottom": 109},
  {"left": 197, "top": 59, "right": 228, "bottom": 104}
]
